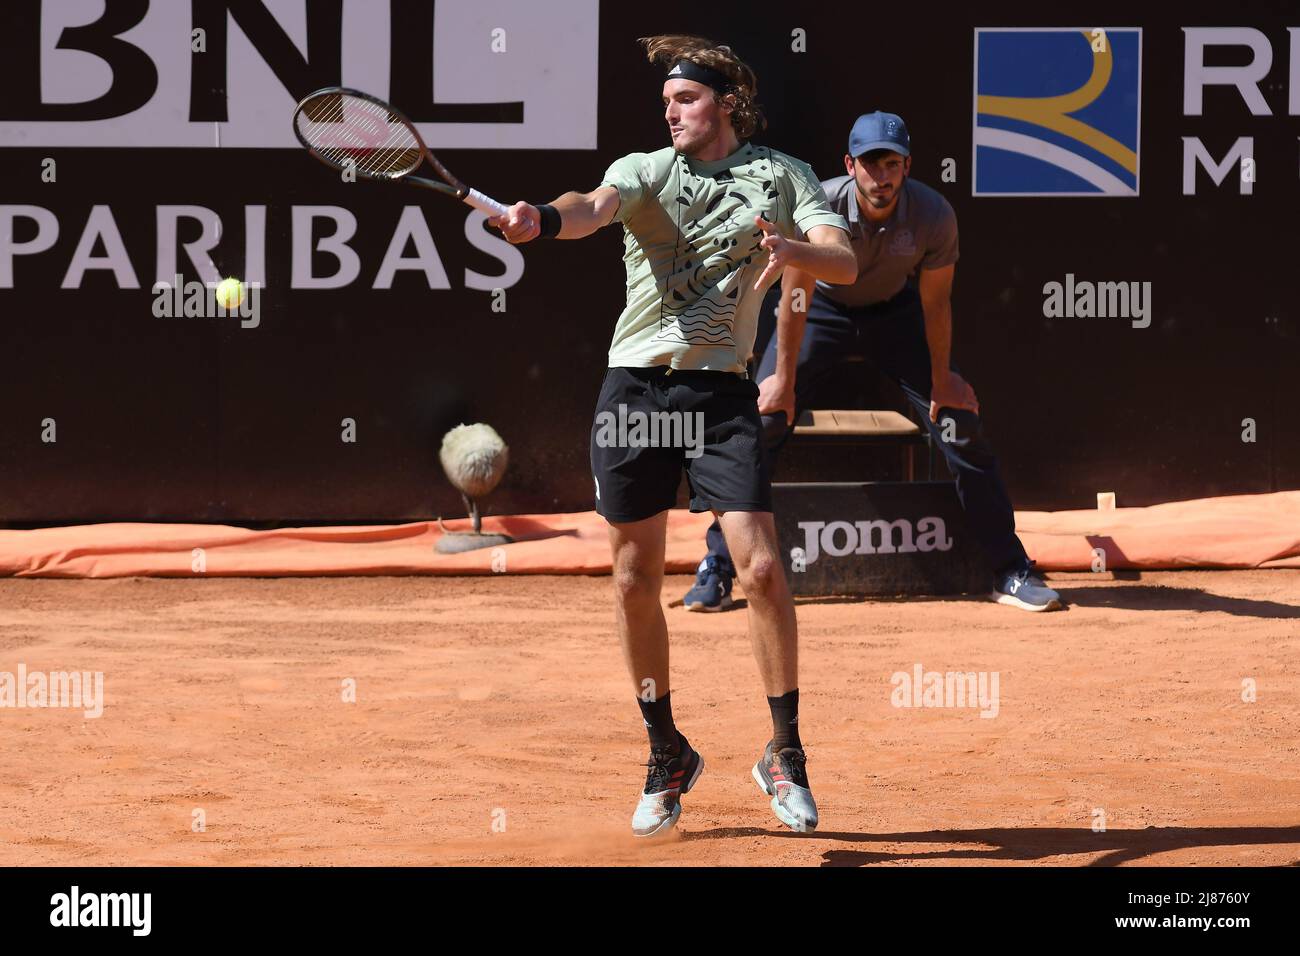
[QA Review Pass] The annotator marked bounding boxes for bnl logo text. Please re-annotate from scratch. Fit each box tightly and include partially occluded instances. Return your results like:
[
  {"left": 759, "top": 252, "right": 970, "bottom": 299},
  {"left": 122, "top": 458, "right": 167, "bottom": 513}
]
[{"left": 974, "top": 27, "right": 1300, "bottom": 196}]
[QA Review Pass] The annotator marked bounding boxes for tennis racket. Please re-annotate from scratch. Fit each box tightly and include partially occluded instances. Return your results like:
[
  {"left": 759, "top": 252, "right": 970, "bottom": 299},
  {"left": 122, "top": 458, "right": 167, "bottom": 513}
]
[{"left": 291, "top": 86, "right": 509, "bottom": 217}]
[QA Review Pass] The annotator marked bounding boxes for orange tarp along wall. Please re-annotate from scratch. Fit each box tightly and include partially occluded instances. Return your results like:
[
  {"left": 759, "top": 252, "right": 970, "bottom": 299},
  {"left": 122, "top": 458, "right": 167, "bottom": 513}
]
[{"left": 1, "top": 492, "right": 1298, "bottom": 578}]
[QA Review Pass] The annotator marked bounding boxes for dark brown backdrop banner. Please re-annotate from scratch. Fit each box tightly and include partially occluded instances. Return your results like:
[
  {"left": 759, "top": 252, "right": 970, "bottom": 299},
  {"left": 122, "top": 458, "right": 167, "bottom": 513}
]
[{"left": 1, "top": 2, "right": 1295, "bottom": 524}]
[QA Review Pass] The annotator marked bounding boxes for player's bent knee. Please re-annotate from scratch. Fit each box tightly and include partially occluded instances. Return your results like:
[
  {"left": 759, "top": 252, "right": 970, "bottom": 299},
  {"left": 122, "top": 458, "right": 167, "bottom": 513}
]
[
  {"left": 934, "top": 409, "right": 988, "bottom": 447},
  {"left": 760, "top": 412, "right": 791, "bottom": 447},
  {"left": 736, "top": 550, "right": 783, "bottom": 597},
  {"left": 612, "top": 566, "right": 661, "bottom": 604}
]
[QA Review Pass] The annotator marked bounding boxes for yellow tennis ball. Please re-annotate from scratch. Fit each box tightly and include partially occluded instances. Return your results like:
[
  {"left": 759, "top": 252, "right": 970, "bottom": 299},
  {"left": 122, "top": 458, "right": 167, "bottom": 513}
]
[{"left": 215, "top": 277, "right": 244, "bottom": 310}]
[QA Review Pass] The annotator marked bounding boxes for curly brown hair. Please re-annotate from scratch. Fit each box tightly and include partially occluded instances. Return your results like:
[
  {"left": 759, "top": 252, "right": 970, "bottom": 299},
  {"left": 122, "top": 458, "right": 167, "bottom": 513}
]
[{"left": 637, "top": 34, "right": 767, "bottom": 139}]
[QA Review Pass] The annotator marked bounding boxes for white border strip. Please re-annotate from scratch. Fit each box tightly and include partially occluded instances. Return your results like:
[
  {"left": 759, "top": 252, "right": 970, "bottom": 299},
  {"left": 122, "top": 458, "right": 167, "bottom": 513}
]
[{"left": 974, "top": 125, "right": 1137, "bottom": 194}]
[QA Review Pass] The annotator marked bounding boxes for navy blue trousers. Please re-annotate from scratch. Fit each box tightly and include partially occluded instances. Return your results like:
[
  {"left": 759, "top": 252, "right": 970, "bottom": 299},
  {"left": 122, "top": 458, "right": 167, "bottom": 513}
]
[{"left": 705, "top": 285, "right": 1030, "bottom": 576}]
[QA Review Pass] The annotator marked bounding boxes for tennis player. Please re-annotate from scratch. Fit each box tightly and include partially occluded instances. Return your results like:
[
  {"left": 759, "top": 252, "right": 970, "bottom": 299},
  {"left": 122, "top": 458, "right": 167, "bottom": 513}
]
[{"left": 490, "top": 34, "right": 855, "bottom": 836}]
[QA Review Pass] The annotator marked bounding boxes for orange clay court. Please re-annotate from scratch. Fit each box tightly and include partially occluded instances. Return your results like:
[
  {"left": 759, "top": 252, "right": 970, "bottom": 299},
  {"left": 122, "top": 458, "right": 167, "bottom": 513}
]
[{"left": 1, "top": 560, "right": 1297, "bottom": 867}]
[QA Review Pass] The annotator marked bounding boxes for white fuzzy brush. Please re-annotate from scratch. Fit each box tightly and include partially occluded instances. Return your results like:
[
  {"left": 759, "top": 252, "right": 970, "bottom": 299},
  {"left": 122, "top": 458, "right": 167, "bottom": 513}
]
[{"left": 439, "top": 423, "right": 509, "bottom": 533}]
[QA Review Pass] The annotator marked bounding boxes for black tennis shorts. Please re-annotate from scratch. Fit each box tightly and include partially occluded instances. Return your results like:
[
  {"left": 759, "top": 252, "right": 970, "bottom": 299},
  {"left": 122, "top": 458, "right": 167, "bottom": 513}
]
[{"left": 589, "top": 365, "right": 773, "bottom": 523}]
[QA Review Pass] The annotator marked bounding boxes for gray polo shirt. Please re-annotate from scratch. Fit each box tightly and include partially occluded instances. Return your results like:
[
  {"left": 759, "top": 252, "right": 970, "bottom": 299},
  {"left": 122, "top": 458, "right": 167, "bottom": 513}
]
[{"left": 811, "top": 176, "right": 958, "bottom": 308}]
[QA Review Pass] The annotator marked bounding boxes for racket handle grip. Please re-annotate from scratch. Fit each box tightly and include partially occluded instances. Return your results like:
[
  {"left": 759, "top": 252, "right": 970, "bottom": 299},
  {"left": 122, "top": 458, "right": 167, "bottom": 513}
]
[{"left": 462, "top": 189, "right": 510, "bottom": 217}]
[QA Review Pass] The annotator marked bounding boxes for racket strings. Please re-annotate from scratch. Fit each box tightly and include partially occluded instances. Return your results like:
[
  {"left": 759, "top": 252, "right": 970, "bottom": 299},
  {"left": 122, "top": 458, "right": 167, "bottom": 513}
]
[{"left": 296, "top": 93, "right": 421, "bottom": 178}]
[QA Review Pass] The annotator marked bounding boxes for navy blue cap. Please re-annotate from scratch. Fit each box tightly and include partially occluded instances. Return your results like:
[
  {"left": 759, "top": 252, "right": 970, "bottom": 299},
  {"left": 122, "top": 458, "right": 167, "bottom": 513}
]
[{"left": 848, "top": 111, "right": 910, "bottom": 158}]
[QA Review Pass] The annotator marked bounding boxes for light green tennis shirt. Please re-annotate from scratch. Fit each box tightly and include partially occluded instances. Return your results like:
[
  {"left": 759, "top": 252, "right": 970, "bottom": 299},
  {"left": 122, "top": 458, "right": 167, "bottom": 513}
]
[{"left": 599, "top": 143, "right": 847, "bottom": 375}]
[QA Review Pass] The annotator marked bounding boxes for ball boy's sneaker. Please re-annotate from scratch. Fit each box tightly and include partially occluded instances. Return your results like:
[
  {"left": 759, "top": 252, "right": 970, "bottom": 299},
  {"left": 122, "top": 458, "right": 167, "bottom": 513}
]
[
  {"left": 992, "top": 562, "right": 1063, "bottom": 612},
  {"left": 683, "top": 555, "right": 735, "bottom": 612}
]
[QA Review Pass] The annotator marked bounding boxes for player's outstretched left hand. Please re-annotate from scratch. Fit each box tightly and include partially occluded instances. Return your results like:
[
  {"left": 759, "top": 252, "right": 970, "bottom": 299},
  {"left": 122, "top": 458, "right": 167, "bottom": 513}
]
[
  {"left": 489, "top": 202, "right": 541, "bottom": 244},
  {"left": 753, "top": 216, "right": 792, "bottom": 290}
]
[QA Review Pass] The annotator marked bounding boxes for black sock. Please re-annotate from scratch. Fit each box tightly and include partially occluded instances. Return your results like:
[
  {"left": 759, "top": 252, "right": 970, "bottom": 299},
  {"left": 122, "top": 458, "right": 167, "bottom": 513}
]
[
  {"left": 768, "top": 689, "right": 802, "bottom": 751},
  {"left": 637, "top": 690, "right": 679, "bottom": 753}
]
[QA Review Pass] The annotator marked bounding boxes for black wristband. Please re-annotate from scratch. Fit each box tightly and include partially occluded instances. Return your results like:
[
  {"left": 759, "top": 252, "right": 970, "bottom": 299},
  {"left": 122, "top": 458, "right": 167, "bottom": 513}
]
[{"left": 535, "top": 203, "right": 562, "bottom": 238}]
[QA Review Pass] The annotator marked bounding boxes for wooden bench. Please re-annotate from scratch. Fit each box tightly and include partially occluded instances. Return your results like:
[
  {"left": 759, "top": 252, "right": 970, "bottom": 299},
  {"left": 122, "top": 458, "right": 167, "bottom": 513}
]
[{"left": 789, "top": 409, "right": 933, "bottom": 481}]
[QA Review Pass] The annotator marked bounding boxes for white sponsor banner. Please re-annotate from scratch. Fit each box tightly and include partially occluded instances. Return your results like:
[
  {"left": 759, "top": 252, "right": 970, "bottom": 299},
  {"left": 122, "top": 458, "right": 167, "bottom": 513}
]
[{"left": 1, "top": 0, "right": 599, "bottom": 148}]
